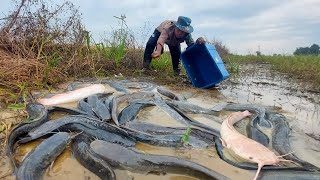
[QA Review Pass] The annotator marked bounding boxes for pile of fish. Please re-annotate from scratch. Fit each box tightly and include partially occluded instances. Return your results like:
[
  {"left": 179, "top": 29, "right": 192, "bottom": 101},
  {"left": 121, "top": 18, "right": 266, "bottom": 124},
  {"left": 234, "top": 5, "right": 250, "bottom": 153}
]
[{"left": 6, "top": 80, "right": 320, "bottom": 180}]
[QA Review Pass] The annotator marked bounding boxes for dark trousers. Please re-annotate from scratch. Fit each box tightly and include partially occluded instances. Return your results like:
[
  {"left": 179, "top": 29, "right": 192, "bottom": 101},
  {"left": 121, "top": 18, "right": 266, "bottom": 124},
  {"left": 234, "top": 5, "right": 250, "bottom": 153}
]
[{"left": 143, "top": 29, "right": 181, "bottom": 74}]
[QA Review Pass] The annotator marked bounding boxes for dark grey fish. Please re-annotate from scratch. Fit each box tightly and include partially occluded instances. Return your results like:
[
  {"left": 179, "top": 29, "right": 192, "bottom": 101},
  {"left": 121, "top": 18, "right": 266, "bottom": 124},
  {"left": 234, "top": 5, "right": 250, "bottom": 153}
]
[
  {"left": 126, "top": 121, "right": 216, "bottom": 146},
  {"left": 59, "top": 123, "right": 135, "bottom": 147},
  {"left": 224, "top": 103, "right": 271, "bottom": 146},
  {"left": 93, "top": 99, "right": 111, "bottom": 121},
  {"left": 16, "top": 132, "right": 70, "bottom": 180},
  {"left": 7, "top": 103, "right": 48, "bottom": 172},
  {"left": 118, "top": 102, "right": 154, "bottom": 125},
  {"left": 87, "top": 95, "right": 99, "bottom": 106},
  {"left": 224, "top": 103, "right": 272, "bottom": 128},
  {"left": 71, "top": 135, "right": 116, "bottom": 180},
  {"left": 156, "top": 87, "right": 184, "bottom": 101},
  {"left": 48, "top": 106, "right": 95, "bottom": 117},
  {"left": 78, "top": 93, "right": 113, "bottom": 119},
  {"left": 111, "top": 91, "right": 155, "bottom": 126},
  {"left": 167, "top": 103, "right": 221, "bottom": 137},
  {"left": 121, "top": 125, "right": 208, "bottom": 148},
  {"left": 20, "top": 115, "right": 129, "bottom": 144},
  {"left": 166, "top": 100, "right": 220, "bottom": 115},
  {"left": 126, "top": 121, "right": 188, "bottom": 135},
  {"left": 103, "top": 81, "right": 130, "bottom": 93},
  {"left": 91, "top": 140, "right": 229, "bottom": 180},
  {"left": 260, "top": 170, "right": 320, "bottom": 180},
  {"left": 246, "top": 112, "right": 270, "bottom": 147},
  {"left": 78, "top": 99, "right": 95, "bottom": 116},
  {"left": 104, "top": 95, "right": 113, "bottom": 107},
  {"left": 24, "top": 114, "right": 204, "bottom": 148},
  {"left": 267, "top": 111, "right": 319, "bottom": 169}
]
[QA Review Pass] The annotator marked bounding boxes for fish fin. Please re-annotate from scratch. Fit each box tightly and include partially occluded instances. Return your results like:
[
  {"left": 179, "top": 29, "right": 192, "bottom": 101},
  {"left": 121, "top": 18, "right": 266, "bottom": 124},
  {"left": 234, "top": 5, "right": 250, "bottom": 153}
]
[
  {"left": 253, "top": 163, "right": 263, "bottom": 180},
  {"left": 220, "top": 138, "right": 227, "bottom": 147}
]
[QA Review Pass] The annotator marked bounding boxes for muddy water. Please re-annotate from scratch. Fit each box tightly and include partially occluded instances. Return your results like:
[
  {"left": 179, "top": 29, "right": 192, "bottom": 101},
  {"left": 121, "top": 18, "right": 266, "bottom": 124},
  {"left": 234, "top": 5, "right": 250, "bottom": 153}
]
[
  {"left": 136, "top": 106, "right": 186, "bottom": 127},
  {"left": 1, "top": 64, "right": 319, "bottom": 179}
]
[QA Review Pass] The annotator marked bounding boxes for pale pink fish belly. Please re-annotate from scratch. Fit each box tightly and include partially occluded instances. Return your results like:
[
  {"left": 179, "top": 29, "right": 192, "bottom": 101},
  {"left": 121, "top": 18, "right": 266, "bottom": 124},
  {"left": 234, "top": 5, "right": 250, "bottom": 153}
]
[
  {"left": 37, "top": 84, "right": 106, "bottom": 106},
  {"left": 220, "top": 110, "right": 281, "bottom": 180}
]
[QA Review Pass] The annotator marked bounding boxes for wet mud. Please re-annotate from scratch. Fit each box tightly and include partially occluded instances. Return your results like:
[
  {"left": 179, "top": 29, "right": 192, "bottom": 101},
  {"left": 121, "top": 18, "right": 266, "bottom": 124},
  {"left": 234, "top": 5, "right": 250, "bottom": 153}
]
[{"left": 0, "top": 63, "right": 319, "bottom": 179}]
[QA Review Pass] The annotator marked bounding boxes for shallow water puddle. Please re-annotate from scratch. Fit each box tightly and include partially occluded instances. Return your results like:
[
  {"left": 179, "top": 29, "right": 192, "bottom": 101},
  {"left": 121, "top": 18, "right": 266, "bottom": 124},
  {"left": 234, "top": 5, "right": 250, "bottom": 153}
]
[{"left": 137, "top": 106, "right": 186, "bottom": 127}]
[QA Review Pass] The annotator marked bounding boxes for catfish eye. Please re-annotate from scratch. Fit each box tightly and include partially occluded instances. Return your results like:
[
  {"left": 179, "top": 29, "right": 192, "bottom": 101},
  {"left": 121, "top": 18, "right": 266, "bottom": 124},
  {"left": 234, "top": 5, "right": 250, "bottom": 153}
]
[{"left": 249, "top": 157, "right": 253, "bottom": 160}]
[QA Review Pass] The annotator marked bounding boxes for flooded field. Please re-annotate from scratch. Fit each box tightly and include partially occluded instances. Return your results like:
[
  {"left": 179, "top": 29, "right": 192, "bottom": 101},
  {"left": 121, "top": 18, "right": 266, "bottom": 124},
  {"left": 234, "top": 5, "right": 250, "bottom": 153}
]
[{"left": 0, "top": 63, "right": 319, "bottom": 180}]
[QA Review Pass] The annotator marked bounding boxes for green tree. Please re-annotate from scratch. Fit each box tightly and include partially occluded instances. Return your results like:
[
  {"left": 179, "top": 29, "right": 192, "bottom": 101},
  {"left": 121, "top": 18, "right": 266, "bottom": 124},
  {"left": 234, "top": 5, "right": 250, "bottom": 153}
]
[
  {"left": 294, "top": 44, "right": 319, "bottom": 55},
  {"left": 310, "top": 44, "right": 320, "bottom": 55}
]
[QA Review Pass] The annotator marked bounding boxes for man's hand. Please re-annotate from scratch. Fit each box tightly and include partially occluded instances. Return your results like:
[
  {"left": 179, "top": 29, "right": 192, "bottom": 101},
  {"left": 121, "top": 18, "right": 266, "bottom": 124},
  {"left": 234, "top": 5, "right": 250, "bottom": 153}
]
[
  {"left": 151, "top": 44, "right": 163, "bottom": 58},
  {"left": 196, "top": 37, "right": 206, "bottom": 44},
  {"left": 151, "top": 49, "right": 161, "bottom": 58}
]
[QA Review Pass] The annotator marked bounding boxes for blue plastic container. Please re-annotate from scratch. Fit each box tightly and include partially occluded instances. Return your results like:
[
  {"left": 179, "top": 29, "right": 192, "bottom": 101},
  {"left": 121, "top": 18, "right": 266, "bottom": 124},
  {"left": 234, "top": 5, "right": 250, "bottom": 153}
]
[{"left": 181, "top": 43, "right": 229, "bottom": 89}]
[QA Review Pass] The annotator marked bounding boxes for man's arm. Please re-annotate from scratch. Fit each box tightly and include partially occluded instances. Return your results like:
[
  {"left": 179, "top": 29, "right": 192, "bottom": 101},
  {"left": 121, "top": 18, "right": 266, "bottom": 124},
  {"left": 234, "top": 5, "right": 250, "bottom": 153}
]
[
  {"left": 152, "top": 30, "right": 168, "bottom": 58},
  {"left": 185, "top": 33, "right": 195, "bottom": 47},
  {"left": 186, "top": 34, "right": 206, "bottom": 48},
  {"left": 151, "top": 43, "right": 163, "bottom": 58}
]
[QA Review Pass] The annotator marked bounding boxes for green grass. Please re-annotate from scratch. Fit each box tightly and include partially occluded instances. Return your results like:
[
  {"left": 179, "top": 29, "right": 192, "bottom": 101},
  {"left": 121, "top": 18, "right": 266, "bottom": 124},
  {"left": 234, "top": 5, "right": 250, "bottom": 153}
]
[
  {"left": 181, "top": 126, "right": 191, "bottom": 144},
  {"left": 226, "top": 54, "right": 320, "bottom": 88},
  {"left": 151, "top": 52, "right": 171, "bottom": 71}
]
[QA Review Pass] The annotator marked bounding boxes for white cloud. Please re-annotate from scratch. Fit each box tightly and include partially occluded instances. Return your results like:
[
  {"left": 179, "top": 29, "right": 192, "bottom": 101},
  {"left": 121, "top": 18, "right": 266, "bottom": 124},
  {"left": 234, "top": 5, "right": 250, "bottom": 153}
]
[
  {"left": 1, "top": 0, "right": 319, "bottom": 55},
  {"left": 194, "top": 0, "right": 320, "bottom": 54}
]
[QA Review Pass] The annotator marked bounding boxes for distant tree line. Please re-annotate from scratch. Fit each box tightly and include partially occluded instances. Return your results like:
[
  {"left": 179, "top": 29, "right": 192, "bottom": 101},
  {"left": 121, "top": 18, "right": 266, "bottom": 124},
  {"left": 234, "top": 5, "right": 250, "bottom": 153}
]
[{"left": 294, "top": 44, "right": 319, "bottom": 55}]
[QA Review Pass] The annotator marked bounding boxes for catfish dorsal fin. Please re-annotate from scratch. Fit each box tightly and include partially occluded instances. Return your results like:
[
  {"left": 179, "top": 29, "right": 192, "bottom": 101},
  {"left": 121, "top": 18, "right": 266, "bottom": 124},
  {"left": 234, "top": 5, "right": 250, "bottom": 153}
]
[{"left": 253, "top": 163, "right": 263, "bottom": 180}]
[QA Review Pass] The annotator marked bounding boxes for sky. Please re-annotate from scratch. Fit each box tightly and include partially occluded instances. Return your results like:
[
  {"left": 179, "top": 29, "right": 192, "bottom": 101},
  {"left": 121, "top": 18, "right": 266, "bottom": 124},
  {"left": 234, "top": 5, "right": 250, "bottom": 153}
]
[{"left": 1, "top": 0, "right": 319, "bottom": 55}]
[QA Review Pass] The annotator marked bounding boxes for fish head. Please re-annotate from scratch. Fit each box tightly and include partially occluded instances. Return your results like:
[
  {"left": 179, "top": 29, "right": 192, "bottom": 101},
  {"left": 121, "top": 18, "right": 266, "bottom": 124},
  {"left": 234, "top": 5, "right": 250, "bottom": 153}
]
[
  {"left": 242, "top": 110, "right": 252, "bottom": 116},
  {"left": 26, "top": 103, "right": 46, "bottom": 120}
]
